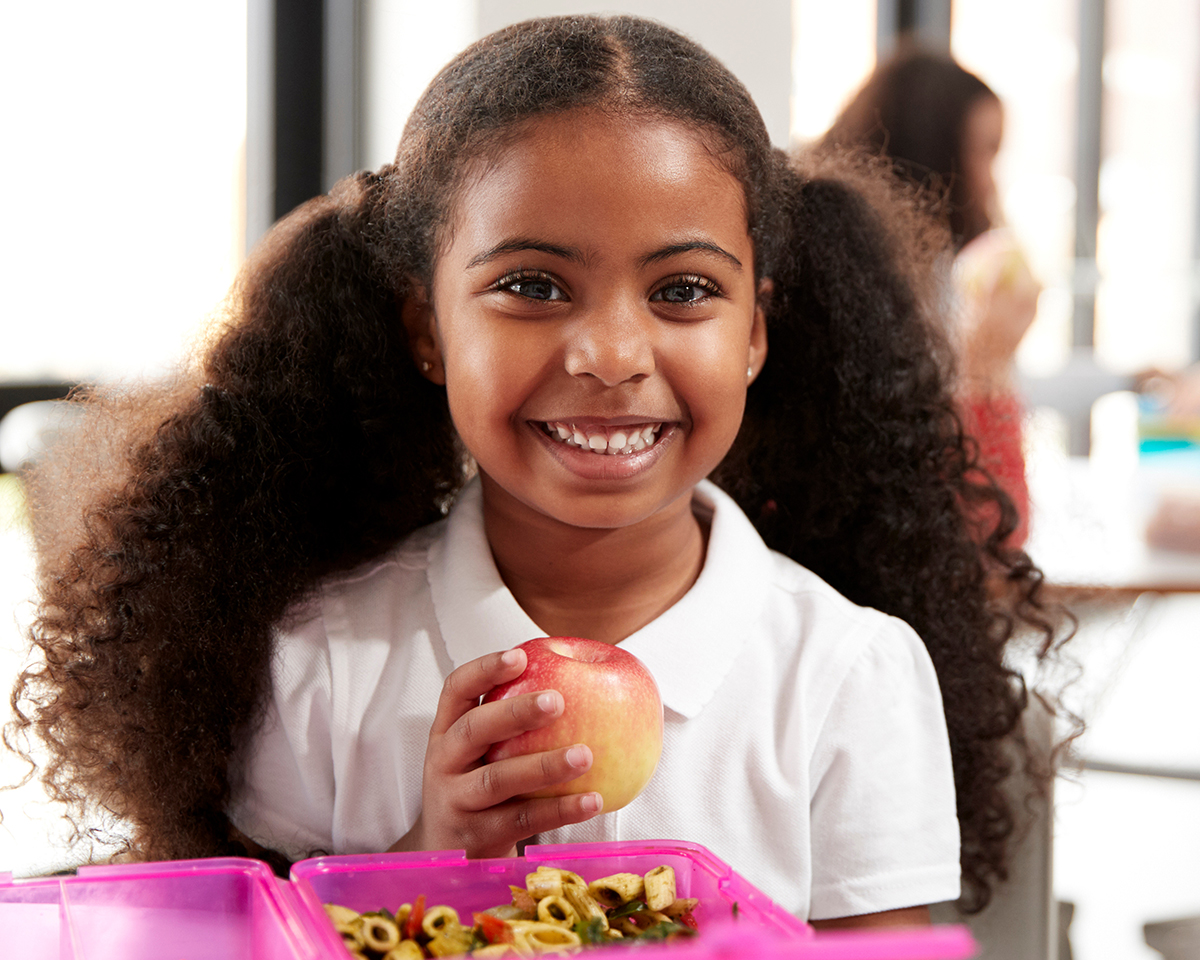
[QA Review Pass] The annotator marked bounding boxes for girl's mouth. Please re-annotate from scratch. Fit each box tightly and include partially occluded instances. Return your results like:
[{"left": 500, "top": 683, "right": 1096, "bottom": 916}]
[{"left": 538, "top": 420, "right": 665, "bottom": 455}]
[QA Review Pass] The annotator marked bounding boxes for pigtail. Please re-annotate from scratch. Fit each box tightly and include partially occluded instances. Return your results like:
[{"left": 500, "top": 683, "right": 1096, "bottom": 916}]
[
  {"left": 10, "top": 169, "right": 461, "bottom": 867},
  {"left": 719, "top": 148, "right": 1060, "bottom": 912}
]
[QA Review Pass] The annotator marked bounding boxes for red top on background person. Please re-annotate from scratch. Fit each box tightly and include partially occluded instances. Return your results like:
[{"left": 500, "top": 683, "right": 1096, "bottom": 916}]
[
  {"left": 10, "top": 16, "right": 1067, "bottom": 928},
  {"left": 825, "top": 49, "right": 1039, "bottom": 547}
]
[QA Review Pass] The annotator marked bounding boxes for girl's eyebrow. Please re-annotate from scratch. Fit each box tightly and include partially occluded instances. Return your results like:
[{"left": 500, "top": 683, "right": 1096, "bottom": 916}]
[
  {"left": 639, "top": 241, "right": 743, "bottom": 270},
  {"left": 466, "top": 239, "right": 584, "bottom": 268},
  {"left": 464, "top": 238, "right": 744, "bottom": 271}
]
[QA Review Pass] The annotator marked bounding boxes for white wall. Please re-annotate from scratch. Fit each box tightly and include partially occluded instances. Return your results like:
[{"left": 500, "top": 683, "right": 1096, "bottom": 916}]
[
  {"left": 477, "top": 0, "right": 793, "bottom": 147},
  {"left": 361, "top": 0, "right": 794, "bottom": 164},
  {"left": 361, "top": 0, "right": 478, "bottom": 170}
]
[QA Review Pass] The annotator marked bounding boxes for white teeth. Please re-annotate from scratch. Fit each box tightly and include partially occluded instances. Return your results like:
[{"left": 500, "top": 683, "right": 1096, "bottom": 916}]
[{"left": 543, "top": 421, "right": 663, "bottom": 455}]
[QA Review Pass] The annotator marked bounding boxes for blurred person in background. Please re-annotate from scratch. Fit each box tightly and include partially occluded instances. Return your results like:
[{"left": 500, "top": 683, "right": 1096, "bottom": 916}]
[{"left": 825, "top": 49, "right": 1039, "bottom": 548}]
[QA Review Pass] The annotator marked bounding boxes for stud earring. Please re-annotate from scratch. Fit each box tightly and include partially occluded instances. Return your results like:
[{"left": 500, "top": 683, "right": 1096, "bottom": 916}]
[
  {"left": 421, "top": 360, "right": 433, "bottom": 373},
  {"left": 747, "top": 366, "right": 754, "bottom": 380}
]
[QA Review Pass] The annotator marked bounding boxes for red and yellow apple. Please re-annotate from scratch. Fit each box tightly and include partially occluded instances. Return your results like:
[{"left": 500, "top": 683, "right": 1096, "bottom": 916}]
[{"left": 482, "top": 637, "right": 663, "bottom": 812}]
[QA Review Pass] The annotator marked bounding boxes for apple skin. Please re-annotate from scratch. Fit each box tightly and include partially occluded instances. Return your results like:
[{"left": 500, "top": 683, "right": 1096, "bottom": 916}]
[{"left": 482, "top": 637, "right": 664, "bottom": 812}]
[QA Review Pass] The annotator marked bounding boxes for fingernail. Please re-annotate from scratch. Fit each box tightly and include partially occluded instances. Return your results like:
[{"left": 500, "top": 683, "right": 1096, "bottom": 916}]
[
  {"left": 582, "top": 793, "right": 603, "bottom": 814},
  {"left": 537, "top": 691, "right": 559, "bottom": 713},
  {"left": 566, "top": 744, "right": 590, "bottom": 768},
  {"left": 501, "top": 649, "right": 523, "bottom": 667}
]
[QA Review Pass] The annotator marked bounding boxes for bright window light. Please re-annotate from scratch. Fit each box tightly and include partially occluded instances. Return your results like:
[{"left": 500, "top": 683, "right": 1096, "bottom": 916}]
[{"left": 0, "top": 2, "right": 247, "bottom": 383}]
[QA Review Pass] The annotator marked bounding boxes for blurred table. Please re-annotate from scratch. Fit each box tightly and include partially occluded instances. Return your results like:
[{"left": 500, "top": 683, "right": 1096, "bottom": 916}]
[
  {"left": 1025, "top": 450, "right": 1200, "bottom": 773},
  {"left": 1026, "top": 451, "right": 1200, "bottom": 596}
]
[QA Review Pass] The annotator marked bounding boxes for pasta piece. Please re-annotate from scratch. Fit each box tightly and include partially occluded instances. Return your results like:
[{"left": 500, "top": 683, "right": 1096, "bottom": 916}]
[
  {"left": 326, "top": 903, "right": 362, "bottom": 926},
  {"left": 426, "top": 927, "right": 475, "bottom": 957},
  {"left": 586, "top": 873, "right": 644, "bottom": 908},
  {"left": 384, "top": 945, "right": 427, "bottom": 960},
  {"left": 643, "top": 866, "right": 676, "bottom": 912},
  {"left": 510, "top": 920, "right": 582, "bottom": 954},
  {"left": 422, "top": 906, "right": 462, "bottom": 938},
  {"left": 561, "top": 884, "right": 608, "bottom": 930},
  {"left": 534, "top": 895, "right": 579, "bottom": 928},
  {"left": 662, "top": 897, "right": 699, "bottom": 919},
  {"left": 362, "top": 915, "right": 402, "bottom": 952},
  {"left": 338, "top": 918, "right": 367, "bottom": 952},
  {"left": 483, "top": 904, "right": 527, "bottom": 922},
  {"left": 382, "top": 942, "right": 425, "bottom": 960},
  {"left": 471, "top": 945, "right": 517, "bottom": 959},
  {"left": 524, "top": 869, "right": 563, "bottom": 901}
]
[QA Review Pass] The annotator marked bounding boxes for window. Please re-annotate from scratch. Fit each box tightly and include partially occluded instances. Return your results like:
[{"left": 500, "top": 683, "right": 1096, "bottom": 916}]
[{"left": 0, "top": 3, "right": 247, "bottom": 383}]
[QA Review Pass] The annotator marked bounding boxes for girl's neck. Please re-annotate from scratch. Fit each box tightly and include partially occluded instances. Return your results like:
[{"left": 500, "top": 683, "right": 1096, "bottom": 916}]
[{"left": 480, "top": 477, "right": 708, "bottom": 645}]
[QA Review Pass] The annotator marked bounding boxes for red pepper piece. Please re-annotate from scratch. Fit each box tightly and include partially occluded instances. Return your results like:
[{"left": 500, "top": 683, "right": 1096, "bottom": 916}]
[
  {"left": 406, "top": 894, "right": 426, "bottom": 939},
  {"left": 473, "top": 912, "right": 516, "bottom": 944}
]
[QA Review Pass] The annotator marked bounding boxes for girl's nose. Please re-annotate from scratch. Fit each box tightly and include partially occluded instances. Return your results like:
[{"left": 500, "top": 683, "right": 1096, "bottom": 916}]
[{"left": 563, "top": 307, "right": 655, "bottom": 387}]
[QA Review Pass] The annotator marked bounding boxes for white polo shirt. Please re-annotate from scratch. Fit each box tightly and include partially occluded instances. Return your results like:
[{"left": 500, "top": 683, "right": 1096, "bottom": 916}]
[{"left": 232, "top": 478, "right": 960, "bottom": 921}]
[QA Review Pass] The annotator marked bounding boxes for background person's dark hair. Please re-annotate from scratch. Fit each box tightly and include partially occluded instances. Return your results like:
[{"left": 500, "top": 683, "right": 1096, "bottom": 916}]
[
  {"left": 824, "top": 48, "right": 1000, "bottom": 248},
  {"left": 9, "top": 15, "right": 1064, "bottom": 915}
]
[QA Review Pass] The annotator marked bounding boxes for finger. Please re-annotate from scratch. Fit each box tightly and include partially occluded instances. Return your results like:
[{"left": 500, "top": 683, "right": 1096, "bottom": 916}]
[
  {"left": 466, "top": 743, "right": 593, "bottom": 811},
  {"left": 450, "top": 788, "right": 605, "bottom": 861},
  {"left": 493, "top": 791, "right": 605, "bottom": 845},
  {"left": 430, "top": 648, "right": 528, "bottom": 736},
  {"left": 436, "top": 690, "right": 565, "bottom": 772}
]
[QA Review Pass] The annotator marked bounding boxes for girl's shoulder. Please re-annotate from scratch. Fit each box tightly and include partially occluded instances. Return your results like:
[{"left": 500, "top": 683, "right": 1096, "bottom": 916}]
[{"left": 763, "top": 546, "right": 929, "bottom": 676}]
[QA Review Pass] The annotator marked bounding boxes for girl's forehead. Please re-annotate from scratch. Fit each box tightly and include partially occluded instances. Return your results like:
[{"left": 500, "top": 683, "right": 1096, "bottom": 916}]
[{"left": 445, "top": 108, "right": 751, "bottom": 233}]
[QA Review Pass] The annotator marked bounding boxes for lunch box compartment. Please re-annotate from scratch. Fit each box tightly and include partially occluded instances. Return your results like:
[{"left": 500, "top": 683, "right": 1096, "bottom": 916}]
[
  {"left": 0, "top": 857, "right": 318, "bottom": 960},
  {"left": 289, "top": 839, "right": 976, "bottom": 959}
]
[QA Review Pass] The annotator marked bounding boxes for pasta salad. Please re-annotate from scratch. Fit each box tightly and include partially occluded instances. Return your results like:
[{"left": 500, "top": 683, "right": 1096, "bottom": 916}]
[{"left": 324, "top": 864, "right": 701, "bottom": 958}]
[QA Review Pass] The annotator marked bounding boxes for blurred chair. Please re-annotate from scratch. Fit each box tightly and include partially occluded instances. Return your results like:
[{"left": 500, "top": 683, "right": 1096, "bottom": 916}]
[
  {"left": 930, "top": 698, "right": 1062, "bottom": 959},
  {"left": 1144, "top": 914, "right": 1200, "bottom": 959}
]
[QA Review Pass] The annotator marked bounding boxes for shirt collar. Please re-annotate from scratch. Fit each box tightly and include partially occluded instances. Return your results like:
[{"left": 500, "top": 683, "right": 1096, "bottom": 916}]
[{"left": 428, "top": 477, "right": 773, "bottom": 719}]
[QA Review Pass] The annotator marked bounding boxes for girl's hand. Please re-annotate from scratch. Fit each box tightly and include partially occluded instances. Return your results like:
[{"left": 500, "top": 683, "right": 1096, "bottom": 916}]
[
  {"left": 389, "top": 648, "right": 603, "bottom": 858},
  {"left": 956, "top": 229, "right": 1040, "bottom": 394}
]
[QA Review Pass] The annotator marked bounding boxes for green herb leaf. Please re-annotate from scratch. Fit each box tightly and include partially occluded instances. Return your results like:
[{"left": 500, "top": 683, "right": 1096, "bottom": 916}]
[
  {"left": 575, "top": 916, "right": 609, "bottom": 945},
  {"left": 608, "top": 899, "right": 648, "bottom": 921},
  {"left": 637, "top": 921, "right": 695, "bottom": 941}
]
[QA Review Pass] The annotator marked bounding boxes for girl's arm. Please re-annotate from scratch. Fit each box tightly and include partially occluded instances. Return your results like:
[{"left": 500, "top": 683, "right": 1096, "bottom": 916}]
[
  {"left": 389, "top": 648, "right": 603, "bottom": 858},
  {"left": 810, "top": 906, "right": 931, "bottom": 929}
]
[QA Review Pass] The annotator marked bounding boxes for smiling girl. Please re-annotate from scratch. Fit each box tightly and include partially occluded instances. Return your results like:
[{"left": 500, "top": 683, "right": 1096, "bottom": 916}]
[{"left": 12, "top": 15, "right": 1060, "bottom": 928}]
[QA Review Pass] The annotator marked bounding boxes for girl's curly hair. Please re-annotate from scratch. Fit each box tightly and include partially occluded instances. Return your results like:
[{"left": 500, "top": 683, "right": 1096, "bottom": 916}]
[{"left": 9, "top": 15, "right": 1067, "bottom": 911}]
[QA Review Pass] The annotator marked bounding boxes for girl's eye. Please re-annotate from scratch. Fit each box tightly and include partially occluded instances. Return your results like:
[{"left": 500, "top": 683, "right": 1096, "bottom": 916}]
[
  {"left": 498, "top": 273, "right": 565, "bottom": 301},
  {"left": 651, "top": 277, "right": 719, "bottom": 304}
]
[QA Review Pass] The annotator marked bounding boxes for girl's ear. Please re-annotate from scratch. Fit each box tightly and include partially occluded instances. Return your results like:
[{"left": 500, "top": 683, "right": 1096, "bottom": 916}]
[
  {"left": 747, "top": 278, "right": 771, "bottom": 384},
  {"left": 401, "top": 282, "right": 446, "bottom": 385}
]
